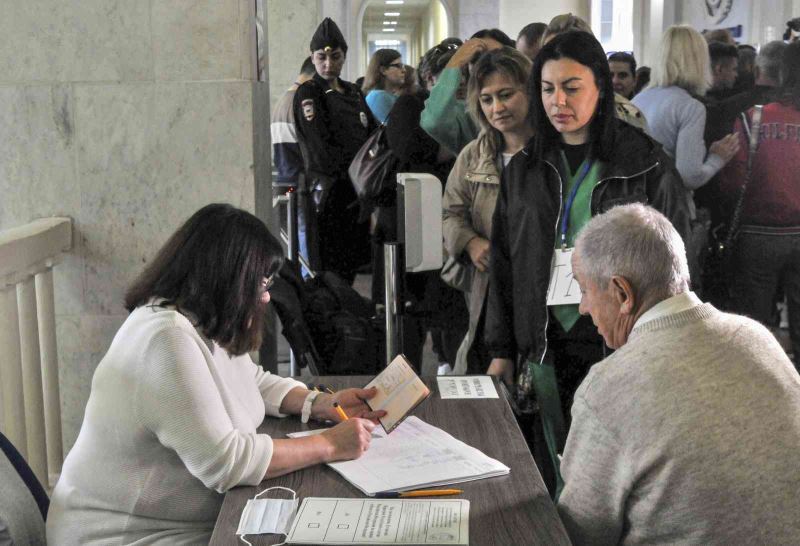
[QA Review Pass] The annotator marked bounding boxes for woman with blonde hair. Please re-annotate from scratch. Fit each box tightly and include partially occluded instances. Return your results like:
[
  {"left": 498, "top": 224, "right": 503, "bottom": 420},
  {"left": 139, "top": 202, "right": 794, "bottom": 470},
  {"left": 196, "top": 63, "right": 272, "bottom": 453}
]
[
  {"left": 442, "top": 46, "right": 533, "bottom": 374},
  {"left": 633, "top": 25, "right": 740, "bottom": 190},
  {"left": 362, "top": 48, "right": 406, "bottom": 122}
]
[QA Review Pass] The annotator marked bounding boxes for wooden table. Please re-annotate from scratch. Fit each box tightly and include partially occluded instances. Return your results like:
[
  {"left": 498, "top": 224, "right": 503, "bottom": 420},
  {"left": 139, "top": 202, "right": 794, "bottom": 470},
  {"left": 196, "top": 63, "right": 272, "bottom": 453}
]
[{"left": 210, "top": 376, "right": 570, "bottom": 545}]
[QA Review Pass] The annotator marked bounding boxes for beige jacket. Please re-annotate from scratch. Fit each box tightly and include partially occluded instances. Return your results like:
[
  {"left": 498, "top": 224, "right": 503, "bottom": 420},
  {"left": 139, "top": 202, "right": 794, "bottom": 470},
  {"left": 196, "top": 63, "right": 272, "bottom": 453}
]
[{"left": 442, "top": 130, "right": 502, "bottom": 372}]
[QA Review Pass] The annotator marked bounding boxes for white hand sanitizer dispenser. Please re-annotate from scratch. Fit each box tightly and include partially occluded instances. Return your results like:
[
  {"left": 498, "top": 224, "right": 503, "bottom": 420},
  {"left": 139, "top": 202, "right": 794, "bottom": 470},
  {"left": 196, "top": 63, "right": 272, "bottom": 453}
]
[{"left": 396, "top": 173, "right": 443, "bottom": 273}]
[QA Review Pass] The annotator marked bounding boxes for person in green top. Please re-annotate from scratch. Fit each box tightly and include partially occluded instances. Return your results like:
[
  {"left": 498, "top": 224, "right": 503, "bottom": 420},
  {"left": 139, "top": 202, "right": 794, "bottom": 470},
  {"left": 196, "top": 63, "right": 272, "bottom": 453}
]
[
  {"left": 485, "top": 31, "right": 690, "bottom": 496},
  {"left": 420, "top": 30, "right": 514, "bottom": 154}
]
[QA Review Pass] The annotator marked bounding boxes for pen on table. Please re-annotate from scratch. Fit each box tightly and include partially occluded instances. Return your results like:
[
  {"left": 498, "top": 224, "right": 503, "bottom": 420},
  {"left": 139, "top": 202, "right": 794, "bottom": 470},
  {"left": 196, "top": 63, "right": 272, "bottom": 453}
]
[
  {"left": 333, "top": 402, "right": 349, "bottom": 421},
  {"left": 317, "top": 384, "right": 335, "bottom": 394},
  {"left": 375, "top": 489, "right": 463, "bottom": 498}
]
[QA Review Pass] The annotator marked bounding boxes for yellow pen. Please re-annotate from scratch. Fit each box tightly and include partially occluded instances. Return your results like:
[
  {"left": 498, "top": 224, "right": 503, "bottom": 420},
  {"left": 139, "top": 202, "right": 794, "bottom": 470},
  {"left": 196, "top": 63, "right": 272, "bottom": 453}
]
[
  {"left": 375, "top": 489, "right": 463, "bottom": 498},
  {"left": 333, "top": 402, "right": 349, "bottom": 421}
]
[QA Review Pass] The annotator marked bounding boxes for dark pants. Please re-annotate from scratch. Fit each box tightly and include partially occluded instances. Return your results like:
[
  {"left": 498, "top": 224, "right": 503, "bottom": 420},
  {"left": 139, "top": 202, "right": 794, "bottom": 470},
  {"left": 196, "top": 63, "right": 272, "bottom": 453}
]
[
  {"left": 546, "top": 313, "right": 606, "bottom": 428},
  {"left": 729, "top": 228, "right": 800, "bottom": 360},
  {"left": 303, "top": 181, "right": 371, "bottom": 285}
]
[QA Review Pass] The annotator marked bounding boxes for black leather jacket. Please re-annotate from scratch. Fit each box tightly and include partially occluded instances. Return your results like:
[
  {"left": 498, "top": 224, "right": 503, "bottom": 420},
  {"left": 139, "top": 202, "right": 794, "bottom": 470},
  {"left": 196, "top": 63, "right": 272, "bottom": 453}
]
[{"left": 486, "top": 120, "right": 691, "bottom": 363}]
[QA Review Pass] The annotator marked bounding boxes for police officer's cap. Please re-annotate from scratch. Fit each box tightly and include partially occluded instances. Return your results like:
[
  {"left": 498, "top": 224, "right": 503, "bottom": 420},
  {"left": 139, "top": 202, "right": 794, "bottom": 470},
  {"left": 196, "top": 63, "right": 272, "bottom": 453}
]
[{"left": 310, "top": 18, "right": 348, "bottom": 54}]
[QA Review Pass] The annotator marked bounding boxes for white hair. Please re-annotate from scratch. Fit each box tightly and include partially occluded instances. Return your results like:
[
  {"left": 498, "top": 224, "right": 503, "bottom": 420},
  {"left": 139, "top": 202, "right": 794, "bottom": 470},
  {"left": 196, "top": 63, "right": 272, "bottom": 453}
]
[
  {"left": 651, "top": 25, "right": 711, "bottom": 96},
  {"left": 574, "top": 204, "right": 690, "bottom": 300}
]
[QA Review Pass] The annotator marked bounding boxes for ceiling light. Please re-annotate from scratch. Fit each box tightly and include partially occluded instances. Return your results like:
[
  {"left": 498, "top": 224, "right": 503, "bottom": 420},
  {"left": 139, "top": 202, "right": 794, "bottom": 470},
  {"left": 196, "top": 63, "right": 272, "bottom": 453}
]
[
  {"left": 385, "top": 1, "right": 404, "bottom": 4},
  {"left": 384, "top": 12, "right": 400, "bottom": 16},
  {"left": 383, "top": 28, "right": 396, "bottom": 32},
  {"left": 383, "top": 21, "right": 398, "bottom": 25}
]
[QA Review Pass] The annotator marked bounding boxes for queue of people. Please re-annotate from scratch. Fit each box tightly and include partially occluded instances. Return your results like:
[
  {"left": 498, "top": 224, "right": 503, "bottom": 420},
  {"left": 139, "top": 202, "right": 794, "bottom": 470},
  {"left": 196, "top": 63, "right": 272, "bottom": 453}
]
[{"left": 40, "top": 13, "right": 800, "bottom": 546}]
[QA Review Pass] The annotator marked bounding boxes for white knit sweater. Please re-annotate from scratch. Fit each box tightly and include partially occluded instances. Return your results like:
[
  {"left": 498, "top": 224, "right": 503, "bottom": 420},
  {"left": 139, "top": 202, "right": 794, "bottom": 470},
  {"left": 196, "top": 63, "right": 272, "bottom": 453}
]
[{"left": 46, "top": 304, "right": 305, "bottom": 545}]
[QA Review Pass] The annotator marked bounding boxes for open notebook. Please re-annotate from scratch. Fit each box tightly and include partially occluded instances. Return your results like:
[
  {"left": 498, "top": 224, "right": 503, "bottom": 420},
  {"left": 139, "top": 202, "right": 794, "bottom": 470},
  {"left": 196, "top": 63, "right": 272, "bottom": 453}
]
[
  {"left": 327, "top": 416, "right": 510, "bottom": 496},
  {"left": 365, "top": 354, "right": 430, "bottom": 433}
]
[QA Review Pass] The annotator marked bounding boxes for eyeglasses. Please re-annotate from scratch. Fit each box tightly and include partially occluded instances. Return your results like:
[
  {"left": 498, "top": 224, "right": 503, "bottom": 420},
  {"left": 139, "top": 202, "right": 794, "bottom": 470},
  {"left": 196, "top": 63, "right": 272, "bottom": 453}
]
[{"left": 386, "top": 61, "right": 404, "bottom": 69}]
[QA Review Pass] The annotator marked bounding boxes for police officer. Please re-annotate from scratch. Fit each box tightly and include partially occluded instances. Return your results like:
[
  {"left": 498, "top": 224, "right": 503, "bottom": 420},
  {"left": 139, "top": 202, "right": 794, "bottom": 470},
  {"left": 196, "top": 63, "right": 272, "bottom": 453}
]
[{"left": 293, "top": 18, "right": 377, "bottom": 284}]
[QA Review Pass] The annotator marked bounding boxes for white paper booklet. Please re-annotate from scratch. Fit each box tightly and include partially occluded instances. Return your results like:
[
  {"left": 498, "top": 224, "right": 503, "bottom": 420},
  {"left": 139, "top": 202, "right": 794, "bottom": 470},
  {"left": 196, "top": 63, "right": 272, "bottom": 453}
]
[
  {"left": 437, "top": 375, "right": 499, "bottom": 399},
  {"left": 365, "top": 354, "right": 431, "bottom": 433},
  {"left": 286, "top": 498, "right": 469, "bottom": 545},
  {"left": 327, "top": 416, "right": 509, "bottom": 496}
]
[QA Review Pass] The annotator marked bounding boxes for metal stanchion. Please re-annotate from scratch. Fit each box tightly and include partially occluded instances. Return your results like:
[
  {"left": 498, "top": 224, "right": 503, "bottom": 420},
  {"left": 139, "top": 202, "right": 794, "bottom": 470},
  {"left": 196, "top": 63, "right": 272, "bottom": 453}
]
[
  {"left": 285, "top": 188, "right": 299, "bottom": 377},
  {"left": 384, "top": 243, "right": 402, "bottom": 364},
  {"left": 286, "top": 188, "right": 299, "bottom": 264}
]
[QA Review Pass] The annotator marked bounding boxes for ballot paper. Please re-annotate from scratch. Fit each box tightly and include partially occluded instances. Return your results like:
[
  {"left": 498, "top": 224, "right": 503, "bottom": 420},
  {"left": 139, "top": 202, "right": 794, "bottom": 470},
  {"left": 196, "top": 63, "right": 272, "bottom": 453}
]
[
  {"left": 285, "top": 498, "right": 469, "bottom": 545},
  {"left": 327, "top": 416, "right": 509, "bottom": 496},
  {"left": 437, "top": 376, "right": 499, "bottom": 399},
  {"left": 365, "top": 354, "right": 431, "bottom": 433}
]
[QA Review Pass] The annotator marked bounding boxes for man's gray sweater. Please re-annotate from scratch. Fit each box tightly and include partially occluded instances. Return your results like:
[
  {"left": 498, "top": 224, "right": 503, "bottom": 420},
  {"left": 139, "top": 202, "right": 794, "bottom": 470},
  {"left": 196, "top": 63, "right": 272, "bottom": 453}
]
[{"left": 558, "top": 303, "right": 800, "bottom": 545}]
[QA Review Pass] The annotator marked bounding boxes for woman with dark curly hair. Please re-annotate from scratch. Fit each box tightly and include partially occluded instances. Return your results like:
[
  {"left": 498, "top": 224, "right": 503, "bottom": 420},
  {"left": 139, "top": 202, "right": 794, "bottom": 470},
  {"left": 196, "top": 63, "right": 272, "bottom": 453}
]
[{"left": 47, "top": 204, "right": 384, "bottom": 544}]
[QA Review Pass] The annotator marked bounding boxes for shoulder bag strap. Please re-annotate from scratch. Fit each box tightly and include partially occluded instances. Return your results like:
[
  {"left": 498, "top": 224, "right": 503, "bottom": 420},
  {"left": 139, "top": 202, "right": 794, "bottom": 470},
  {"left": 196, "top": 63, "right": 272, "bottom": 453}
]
[{"left": 724, "top": 104, "right": 763, "bottom": 250}]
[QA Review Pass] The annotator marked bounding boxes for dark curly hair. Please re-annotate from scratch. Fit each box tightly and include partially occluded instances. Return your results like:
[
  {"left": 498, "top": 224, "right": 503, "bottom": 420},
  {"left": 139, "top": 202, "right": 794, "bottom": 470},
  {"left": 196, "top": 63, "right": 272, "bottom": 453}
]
[{"left": 125, "top": 203, "right": 283, "bottom": 356}]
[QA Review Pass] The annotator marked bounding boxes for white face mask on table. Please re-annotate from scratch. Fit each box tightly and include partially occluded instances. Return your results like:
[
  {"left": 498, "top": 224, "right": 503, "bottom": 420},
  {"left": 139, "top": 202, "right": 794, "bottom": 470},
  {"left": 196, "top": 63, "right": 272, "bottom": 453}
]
[{"left": 236, "top": 486, "right": 299, "bottom": 546}]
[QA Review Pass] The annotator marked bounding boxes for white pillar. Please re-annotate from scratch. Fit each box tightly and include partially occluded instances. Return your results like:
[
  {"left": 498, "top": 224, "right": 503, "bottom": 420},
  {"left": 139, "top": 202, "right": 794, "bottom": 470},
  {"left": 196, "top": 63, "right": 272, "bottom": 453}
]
[
  {"left": 17, "top": 277, "right": 47, "bottom": 485},
  {"left": 0, "top": 285, "right": 26, "bottom": 457},
  {"left": 36, "top": 267, "right": 63, "bottom": 482}
]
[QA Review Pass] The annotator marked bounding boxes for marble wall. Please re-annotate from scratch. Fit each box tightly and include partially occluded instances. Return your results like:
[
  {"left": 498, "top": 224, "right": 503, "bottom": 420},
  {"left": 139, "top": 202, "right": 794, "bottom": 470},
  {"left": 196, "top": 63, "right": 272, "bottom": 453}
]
[
  {"left": 0, "top": 0, "right": 258, "bottom": 454},
  {"left": 456, "top": 0, "right": 500, "bottom": 41},
  {"left": 498, "top": 0, "right": 590, "bottom": 40},
  {"left": 267, "top": 0, "right": 321, "bottom": 114}
]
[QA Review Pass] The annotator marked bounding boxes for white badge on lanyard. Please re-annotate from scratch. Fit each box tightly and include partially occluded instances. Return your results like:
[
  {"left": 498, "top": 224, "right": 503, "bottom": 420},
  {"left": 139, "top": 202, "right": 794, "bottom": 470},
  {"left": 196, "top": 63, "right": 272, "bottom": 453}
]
[
  {"left": 237, "top": 486, "right": 298, "bottom": 545},
  {"left": 546, "top": 248, "right": 581, "bottom": 306},
  {"left": 548, "top": 159, "right": 593, "bottom": 306}
]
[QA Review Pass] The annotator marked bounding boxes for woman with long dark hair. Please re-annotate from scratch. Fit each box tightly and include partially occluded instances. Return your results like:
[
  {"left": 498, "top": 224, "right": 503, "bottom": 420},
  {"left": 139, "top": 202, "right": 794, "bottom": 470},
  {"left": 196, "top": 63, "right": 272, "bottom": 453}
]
[
  {"left": 362, "top": 48, "right": 406, "bottom": 123},
  {"left": 485, "top": 31, "right": 690, "bottom": 488},
  {"left": 47, "top": 204, "right": 384, "bottom": 544}
]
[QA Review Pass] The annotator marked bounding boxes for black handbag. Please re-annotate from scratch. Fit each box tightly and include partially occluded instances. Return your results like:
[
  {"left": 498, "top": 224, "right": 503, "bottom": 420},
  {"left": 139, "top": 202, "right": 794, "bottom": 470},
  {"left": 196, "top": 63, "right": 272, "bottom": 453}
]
[
  {"left": 702, "top": 105, "right": 763, "bottom": 305},
  {"left": 348, "top": 124, "right": 399, "bottom": 223}
]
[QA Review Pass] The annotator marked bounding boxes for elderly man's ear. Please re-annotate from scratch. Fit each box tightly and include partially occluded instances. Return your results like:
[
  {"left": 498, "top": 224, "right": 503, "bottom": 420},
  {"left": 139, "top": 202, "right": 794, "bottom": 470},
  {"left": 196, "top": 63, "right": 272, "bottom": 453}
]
[{"left": 610, "top": 275, "right": 637, "bottom": 315}]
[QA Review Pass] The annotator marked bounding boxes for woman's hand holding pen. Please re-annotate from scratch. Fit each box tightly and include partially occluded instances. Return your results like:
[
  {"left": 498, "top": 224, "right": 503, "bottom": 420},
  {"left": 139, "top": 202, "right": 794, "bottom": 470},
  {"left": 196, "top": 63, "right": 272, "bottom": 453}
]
[
  {"left": 311, "top": 387, "right": 387, "bottom": 423},
  {"left": 320, "top": 418, "right": 376, "bottom": 462}
]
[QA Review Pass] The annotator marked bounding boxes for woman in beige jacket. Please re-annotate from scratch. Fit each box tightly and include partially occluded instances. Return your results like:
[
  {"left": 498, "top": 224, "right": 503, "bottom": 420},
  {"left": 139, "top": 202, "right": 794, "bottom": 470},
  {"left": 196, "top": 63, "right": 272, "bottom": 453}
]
[{"left": 443, "top": 47, "right": 533, "bottom": 374}]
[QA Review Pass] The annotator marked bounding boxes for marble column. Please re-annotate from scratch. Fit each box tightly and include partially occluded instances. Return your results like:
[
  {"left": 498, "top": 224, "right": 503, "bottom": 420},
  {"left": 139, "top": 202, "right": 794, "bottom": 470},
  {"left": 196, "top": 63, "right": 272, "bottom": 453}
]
[{"left": 0, "top": 0, "right": 259, "bottom": 454}]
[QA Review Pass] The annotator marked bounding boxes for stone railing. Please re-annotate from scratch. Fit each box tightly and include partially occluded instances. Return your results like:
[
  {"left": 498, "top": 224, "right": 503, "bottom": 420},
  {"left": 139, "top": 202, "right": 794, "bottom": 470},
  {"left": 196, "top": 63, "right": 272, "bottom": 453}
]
[{"left": 0, "top": 217, "right": 72, "bottom": 488}]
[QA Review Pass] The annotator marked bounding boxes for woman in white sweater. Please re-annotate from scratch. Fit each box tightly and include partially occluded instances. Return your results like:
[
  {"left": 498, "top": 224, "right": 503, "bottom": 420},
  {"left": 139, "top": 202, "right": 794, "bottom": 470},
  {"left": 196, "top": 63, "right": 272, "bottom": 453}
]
[
  {"left": 47, "top": 204, "right": 384, "bottom": 545},
  {"left": 632, "top": 25, "right": 739, "bottom": 191}
]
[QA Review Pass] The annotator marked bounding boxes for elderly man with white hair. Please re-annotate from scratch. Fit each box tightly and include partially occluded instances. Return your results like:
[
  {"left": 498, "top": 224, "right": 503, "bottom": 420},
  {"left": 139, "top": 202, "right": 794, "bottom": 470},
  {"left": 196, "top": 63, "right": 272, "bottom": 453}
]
[{"left": 558, "top": 203, "right": 800, "bottom": 545}]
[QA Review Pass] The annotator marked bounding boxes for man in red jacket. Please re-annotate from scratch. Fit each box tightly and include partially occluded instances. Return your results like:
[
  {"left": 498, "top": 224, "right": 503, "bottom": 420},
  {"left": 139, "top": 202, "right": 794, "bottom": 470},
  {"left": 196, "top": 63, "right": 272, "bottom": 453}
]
[{"left": 720, "top": 41, "right": 800, "bottom": 366}]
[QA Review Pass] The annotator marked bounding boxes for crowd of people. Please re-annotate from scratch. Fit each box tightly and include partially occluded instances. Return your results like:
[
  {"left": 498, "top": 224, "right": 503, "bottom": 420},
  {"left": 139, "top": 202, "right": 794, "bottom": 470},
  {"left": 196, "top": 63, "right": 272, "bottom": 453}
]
[{"left": 35, "top": 12, "right": 800, "bottom": 546}]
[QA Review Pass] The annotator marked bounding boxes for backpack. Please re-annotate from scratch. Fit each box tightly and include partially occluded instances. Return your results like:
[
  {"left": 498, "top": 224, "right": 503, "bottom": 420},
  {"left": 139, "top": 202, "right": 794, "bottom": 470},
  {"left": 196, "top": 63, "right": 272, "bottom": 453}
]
[
  {"left": 270, "top": 261, "right": 384, "bottom": 375},
  {"left": 304, "top": 272, "right": 384, "bottom": 375}
]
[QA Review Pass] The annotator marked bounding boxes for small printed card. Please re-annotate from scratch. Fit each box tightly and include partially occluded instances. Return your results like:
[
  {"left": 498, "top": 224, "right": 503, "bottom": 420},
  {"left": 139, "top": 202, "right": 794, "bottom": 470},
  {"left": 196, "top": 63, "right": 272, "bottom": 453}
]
[
  {"left": 546, "top": 248, "right": 582, "bottom": 306},
  {"left": 437, "top": 376, "right": 498, "bottom": 399}
]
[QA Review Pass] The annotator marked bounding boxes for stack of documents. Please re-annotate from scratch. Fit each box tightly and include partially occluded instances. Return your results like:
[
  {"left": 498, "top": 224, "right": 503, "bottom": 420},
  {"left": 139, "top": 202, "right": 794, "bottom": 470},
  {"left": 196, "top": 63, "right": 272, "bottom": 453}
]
[{"left": 327, "top": 416, "right": 509, "bottom": 496}]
